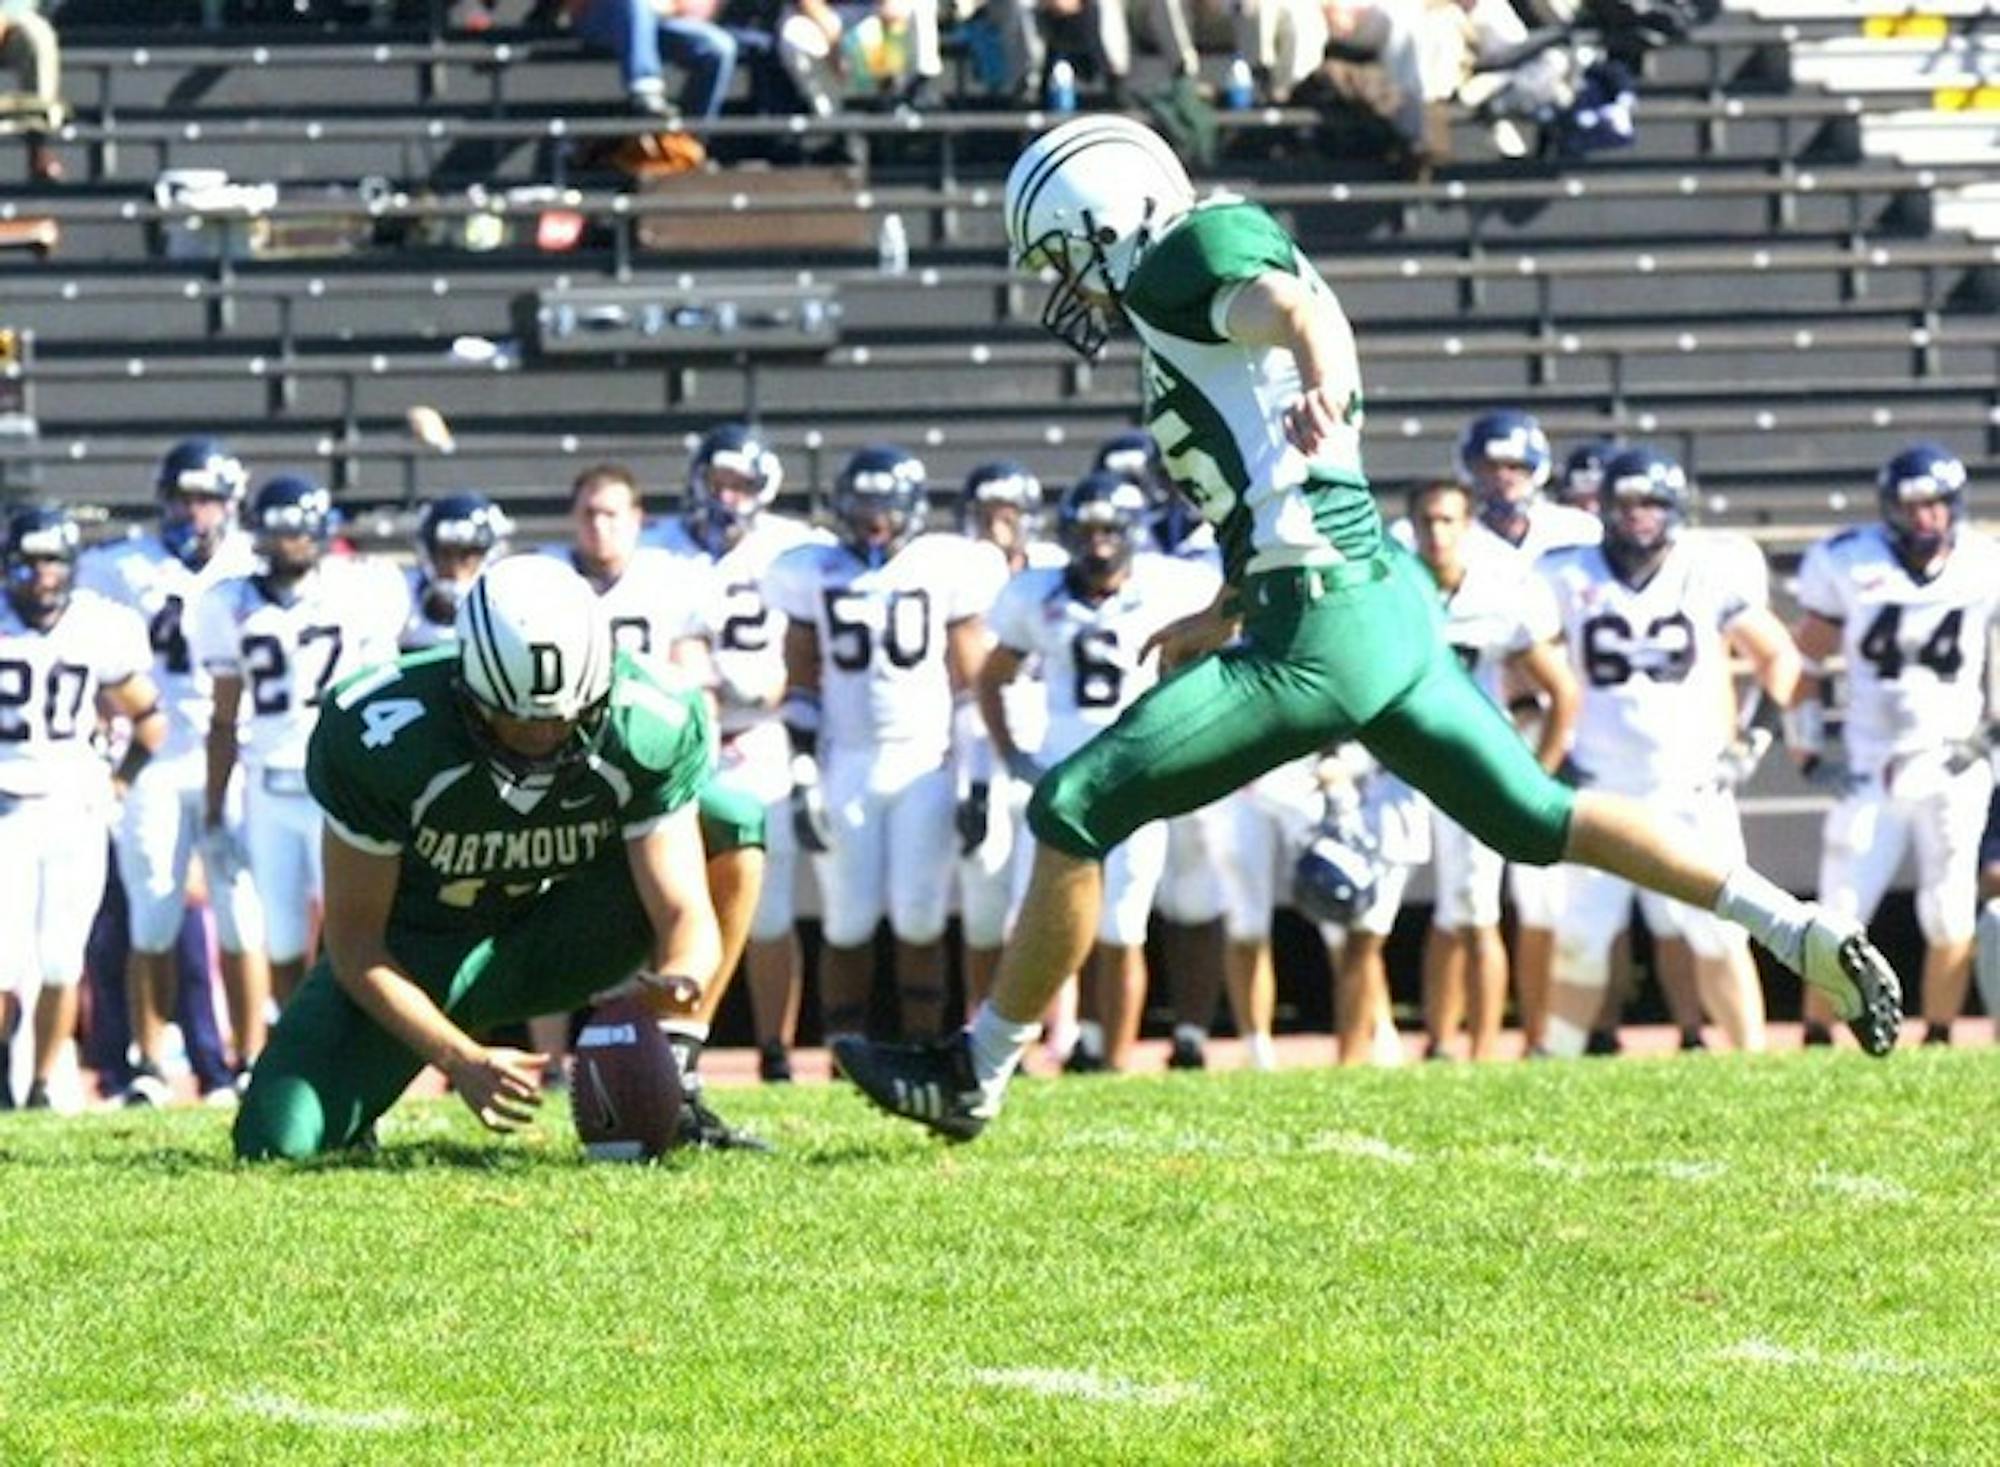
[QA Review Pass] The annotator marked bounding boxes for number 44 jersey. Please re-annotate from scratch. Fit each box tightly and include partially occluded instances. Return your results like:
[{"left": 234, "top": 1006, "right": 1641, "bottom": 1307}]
[
  {"left": 1540, "top": 533, "right": 1770, "bottom": 795},
  {"left": 1797, "top": 521, "right": 2000, "bottom": 774},
  {"left": 192, "top": 558, "right": 409, "bottom": 778}
]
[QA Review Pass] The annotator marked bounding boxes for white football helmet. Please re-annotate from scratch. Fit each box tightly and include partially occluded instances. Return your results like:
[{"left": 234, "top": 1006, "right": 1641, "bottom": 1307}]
[
  {"left": 456, "top": 554, "right": 612, "bottom": 726},
  {"left": 1003, "top": 115, "right": 1195, "bottom": 359}
]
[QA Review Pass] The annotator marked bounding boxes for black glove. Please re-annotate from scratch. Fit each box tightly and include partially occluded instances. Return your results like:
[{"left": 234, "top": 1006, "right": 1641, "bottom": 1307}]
[
  {"left": 789, "top": 754, "right": 831, "bottom": 854},
  {"left": 955, "top": 781, "right": 991, "bottom": 856}
]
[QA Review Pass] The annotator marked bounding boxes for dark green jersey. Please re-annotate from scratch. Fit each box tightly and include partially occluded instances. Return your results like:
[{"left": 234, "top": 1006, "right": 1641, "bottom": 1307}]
[
  {"left": 1122, "top": 200, "right": 1381, "bottom": 584},
  {"left": 307, "top": 647, "right": 713, "bottom": 934}
]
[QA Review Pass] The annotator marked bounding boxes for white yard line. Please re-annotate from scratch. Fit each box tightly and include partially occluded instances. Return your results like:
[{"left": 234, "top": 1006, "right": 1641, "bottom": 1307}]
[
  {"left": 220, "top": 1389, "right": 422, "bottom": 1432},
  {"left": 970, "top": 1367, "right": 1202, "bottom": 1408},
  {"left": 1719, "top": 1340, "right": 1936, "bottom": 1378},
  {"left": 1811, "top": 1169, "right": 1916, "bottom": 1203}
]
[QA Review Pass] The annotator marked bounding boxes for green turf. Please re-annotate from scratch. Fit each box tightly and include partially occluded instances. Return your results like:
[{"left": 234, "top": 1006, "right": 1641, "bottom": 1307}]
[{"left": 1, "top": 1049, "right": 1993, "bottom": 1465}]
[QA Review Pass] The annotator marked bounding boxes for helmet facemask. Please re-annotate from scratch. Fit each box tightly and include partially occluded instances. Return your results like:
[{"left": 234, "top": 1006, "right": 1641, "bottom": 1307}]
[
  {"left": 452, "top": 677, "right": 610, "bottom": 786},
  {"left": 1025, "top": 199, "right": 1161, "bottom": 361}
]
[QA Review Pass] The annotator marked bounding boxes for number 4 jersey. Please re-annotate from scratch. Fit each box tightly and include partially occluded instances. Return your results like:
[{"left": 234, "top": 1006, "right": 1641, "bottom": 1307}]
[
  {"left": 1540, "top": 533, "right": 1769, "bottom": 795},
  {"left": 192, "top": 558, "right": 409, "bottom": 779},
  {"left": 765, "top": 533, "right": 1006, "bottom": 761},
  {"left": 308, "top": 646, "right": 713, "bottom": 935},
  {"left": 0, "top": 588, "right": 152, "bottom": 799},
  {"left": 1797, "top": 521, "right": 2000, "bottom": 774}
]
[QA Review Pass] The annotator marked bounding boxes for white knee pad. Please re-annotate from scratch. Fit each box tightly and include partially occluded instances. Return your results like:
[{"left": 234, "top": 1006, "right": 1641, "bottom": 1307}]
[
  {"left": 1507, "top": 859, "right": 1563, "bottom": 930},
  {"left": 1432, "top": 813, "right": 1504, "bottom": 932},
  {"left": 1156, "top": 811, "right": 1224, "bottom": 925},
  {"left": 1553, "top": 866, "right": 1631, "bottom": 992}
]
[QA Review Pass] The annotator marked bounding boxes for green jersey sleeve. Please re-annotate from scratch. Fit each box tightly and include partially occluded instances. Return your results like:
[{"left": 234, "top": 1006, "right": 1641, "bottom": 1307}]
[
  {"left": 603, "top": 652, "right": 715, "bottom": 839},
  {"left": 1123, "top": 202, "right": 1300, "bottom": 344},
  {"left": 306, "top": 648, "right": 458, "bottom": 855}
]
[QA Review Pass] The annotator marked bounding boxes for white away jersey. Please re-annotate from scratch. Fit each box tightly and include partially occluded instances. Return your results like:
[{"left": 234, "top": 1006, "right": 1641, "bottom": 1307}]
[
  {"left": 1476, "top": 499, "right": 1602, "bottom": 563},
  {"left": 192, "top": 558, "right": 407, "bottom": 773},
  {"left": 648, "top": 513, "right": 828, "bottom": 736},
  {"left": 1540, "top": 534, "right": 1766, "bottom": 793},
  {"left": 765, "top": 532, "right": 1005, "bottom": 757},
  {"left": 547, "top": 544, "right": 712, "bottom": 671},
  {"left": 76, "top": 531, "right": 258, "bottom": 763},
  {"left": 986, "top": 553, "right": 1221, "bottom": 756},
  {"left": 0, "top": 589, "right": 151, "bottom": 799},
  {"left": 1796, "top": 522, "right": 2000, "bottom": 772}
]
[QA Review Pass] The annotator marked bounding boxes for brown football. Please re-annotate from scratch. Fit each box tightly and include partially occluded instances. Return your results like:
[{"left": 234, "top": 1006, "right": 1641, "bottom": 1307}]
[{"left": 571, "top": 993, "right": 683, "bottom": 1162}]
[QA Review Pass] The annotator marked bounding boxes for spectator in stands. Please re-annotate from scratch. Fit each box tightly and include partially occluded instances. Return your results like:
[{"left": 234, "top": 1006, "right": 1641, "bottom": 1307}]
[
  {"left": 984, "top": 0, "right": 1137, "bottom": 108},
  {"left": 566, "top": 0, "right": 743, "bottom": 121},
  {"left": 769, "top": 0, "right": 947, "bottom": 114},
  {"left": 0, "top": 0, "right": 64, "bottom": 183}
]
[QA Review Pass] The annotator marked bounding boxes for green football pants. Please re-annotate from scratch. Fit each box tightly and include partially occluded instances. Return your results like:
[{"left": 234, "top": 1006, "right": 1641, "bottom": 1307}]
[
  {"left": 234, "top": 783, "right": 765, "bottom": 1161},
  {"left": 1027, "top": 548, "right": 1575, "bottom": 866}
]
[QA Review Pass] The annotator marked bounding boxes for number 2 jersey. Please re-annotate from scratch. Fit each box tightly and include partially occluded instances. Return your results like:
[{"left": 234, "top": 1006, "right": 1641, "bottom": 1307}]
[
  {"left": 1539, "top": 533, "right": 1768, "bottom": 795},
  {"left": 765, "top": 532, "right": 1006, "bottom": 762},
  {"left": 192, "top": 558, "right": 408, "bottom": 776},
  {"left": 985, "top": 553, "right": 1221, "bottom": 761},
  {"left": 1796, "top": 522, "right": 2000, "bottom": 773},
  {"left": 0, "top": 589, "right": 152, "bottom": 800},
  {"left": 308, "top": 646, "right": 713, "bottom": 935}
]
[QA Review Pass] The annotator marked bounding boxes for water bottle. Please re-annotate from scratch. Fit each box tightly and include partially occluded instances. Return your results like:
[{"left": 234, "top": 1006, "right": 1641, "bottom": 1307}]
[
  {"left": 1046, "top": 58, "right": 1077, "bottom": 115},
  {"left": 876, "top": 211, "right": 909, "bottom": 276},
  {"left": 1222, "top": 55, "right": 1255, "bottom": 111}
]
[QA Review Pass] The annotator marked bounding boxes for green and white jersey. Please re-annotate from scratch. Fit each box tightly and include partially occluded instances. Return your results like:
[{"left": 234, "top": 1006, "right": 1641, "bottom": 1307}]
[
  {"left": 1122, "top": 200, "right": 1381, "bottom": 584},
  {"left": 307, "top": 646, "right": 712, "bottom": 934}
]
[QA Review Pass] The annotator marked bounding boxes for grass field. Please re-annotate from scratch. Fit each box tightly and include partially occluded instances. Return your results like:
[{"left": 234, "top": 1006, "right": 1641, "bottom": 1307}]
[{"left": 1, "top": 1049, "right": 1994, "bottom": 1465}]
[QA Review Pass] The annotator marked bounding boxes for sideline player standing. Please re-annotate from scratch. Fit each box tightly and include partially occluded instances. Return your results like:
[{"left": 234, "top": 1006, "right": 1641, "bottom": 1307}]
[
  {"left": 833, "top": 116, "right": 1901, "bottom": 1140},
  {"left": 1790, "top": 444, "right": 2000, "bottom": 1046},
  {"left": 1, "top": 505, "right": 166, "bottom": 1108},
  {"left": 78, "top": 438, "right": 272, "bottom": 1097}
]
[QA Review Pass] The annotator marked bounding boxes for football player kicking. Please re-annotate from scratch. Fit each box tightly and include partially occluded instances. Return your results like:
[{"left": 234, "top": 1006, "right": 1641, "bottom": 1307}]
[
  {"left": 194, "top": 477, "right": 407, "bottom": 1010},
  {"left": 1539, "top": 449, "right": 1800, "bottom": 1056},
  {"left": 78, "top": 438, "right": 271, "bottom": 1101},
  {"left": 234, "top": 557, "right": 735, "bottom": 1159},
  {"left": 767, "top": 445, "right": 1003, "bottom": 1042},
  {"left": 0, "top": 506, "right": 166, "bottom": 1108},
  {"left": 1789, "top": 444, "right": 2000, "bottom": 1047},
  {"left": 979, "top": 472, "right": 1217, "bottom": 1070},
  {"left": 832, "top": 116, "right": 1902, "bottom": 1141},
  {"left": 649, "top": 425, "right": 827, "bottom": 1084}
]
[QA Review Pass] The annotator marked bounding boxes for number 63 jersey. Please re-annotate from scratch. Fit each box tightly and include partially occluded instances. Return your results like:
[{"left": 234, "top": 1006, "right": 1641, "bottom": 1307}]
[
  {"left": 192, "top": 558, "right": 409, "bottom": 775},
  {"left": 1540, "top": 534, "right": 1769, "bottom": 795},
  {"left": 1796, "top": 521, "right": 2000, "bottom": 774},
  {"left": 765, "top": 532, "right": 1005, "bottom": 761}
]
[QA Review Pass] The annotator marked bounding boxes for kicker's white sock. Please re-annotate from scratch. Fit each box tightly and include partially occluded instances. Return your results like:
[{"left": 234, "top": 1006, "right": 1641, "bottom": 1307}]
[
  {"left": 967, "top": 1003, "right": 1039, "bottom": 1092},
  {"left": 1715, "top": 866, "right": 1810, "bottom": 973}
]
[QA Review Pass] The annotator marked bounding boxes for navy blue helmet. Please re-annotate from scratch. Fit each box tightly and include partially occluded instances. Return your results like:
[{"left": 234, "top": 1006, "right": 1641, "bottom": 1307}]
[
  {"left": 155, "top": 435, "right": 247, "bottom": 569},
  {"left": 1876, "top": 442, "right": 1966, "bottom": 563},
  {"left": 1456, "top": 410, "right": 1553, "bottom": 532},
  {"left": 1293, "top": 816, "right": 1381, "bottom": 929},
  {"left": 1057, "top": 470, "right": 1149, "bottom": 583},
  {"left": 415, "top": 491, "right": 511, "bottom": 625},
  {"left": 687, "top": 423, "right": 783, "bottom": 556},
  {"left": 832, "top": 443, "right": 926, "bottom": 567},
  {"left": 1556, "top": 439, "right": 1615, "bottom": 513},
  {"left": 1599, "top": 446, "right": 1692, "bottom": 575},
  {"left": 249, "top": 474, "right": 333, "bottom": 581},
  {"left": 5, "top": 502, "right": 81, "bottom": 626},
  {"left": 1094, "top": 429, "right": 1200, "bottom": 554}
]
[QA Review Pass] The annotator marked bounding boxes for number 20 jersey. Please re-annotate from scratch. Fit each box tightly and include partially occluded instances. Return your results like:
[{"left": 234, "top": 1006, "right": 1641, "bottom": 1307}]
[
  {"left": 1539, "top": 534, "right": 1768, "bottom": 794},
  {"left": 192, "top": 558, "right": 408, "bottom": 774},
  {"left": 765, "top": 532, "right": 1005, "bottom": 761},
  {"left": 0, "top": 589, "right": 151, "bottom": 799},
  {"left": 1796, "top": 522, "right": 2000, "bottom": 773}
]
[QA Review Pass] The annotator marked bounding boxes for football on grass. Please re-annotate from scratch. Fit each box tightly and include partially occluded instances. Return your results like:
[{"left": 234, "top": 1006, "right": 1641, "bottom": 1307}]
[{"left": 571, "top": 994, "right": 682, "bottom": 1162}]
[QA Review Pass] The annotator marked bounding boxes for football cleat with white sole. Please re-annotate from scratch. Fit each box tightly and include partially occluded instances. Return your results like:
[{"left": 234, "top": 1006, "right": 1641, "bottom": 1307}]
[
  {"left": 1799, "top": 911, "right": 1902, "bottom": 1057},
  {"left": 830, "top": 1031, "right": 993, "bottom": 1142}
]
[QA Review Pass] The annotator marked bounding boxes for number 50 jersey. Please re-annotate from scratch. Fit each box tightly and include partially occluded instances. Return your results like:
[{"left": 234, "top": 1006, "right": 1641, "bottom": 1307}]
[
  {"left": 1796, "top": 521, "right": 2000, "bottom": 775},
  {"left": 192, "top": 558, "right": 409, "bottom": 775},
  {"left": 1540, "top": 534, "right": 1769, "bottom": 795},
  {"left": 765, "top": 532, "right": 1005, "bottom": 761}
]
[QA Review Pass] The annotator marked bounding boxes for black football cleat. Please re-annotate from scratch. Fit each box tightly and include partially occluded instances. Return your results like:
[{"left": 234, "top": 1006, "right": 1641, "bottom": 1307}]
[
  {"left": 1165, "top": 1035, "right": 1207, "bottom": 1071},
  {"left": 757, "top": 1039, "right": 794, "bottom": 1085},
  {"left": 1799, "top": 913, "right": 1902, "bottom": 1058},
  {"left": 829, "top": 1031, "right": 991, "bottom": 1143},
  {"left": 1062, "top": 1044, "right": 1110, "bottom": 1075},
  {"left": 677, "top": 1094, "right": 773, "bottom": 1153}
]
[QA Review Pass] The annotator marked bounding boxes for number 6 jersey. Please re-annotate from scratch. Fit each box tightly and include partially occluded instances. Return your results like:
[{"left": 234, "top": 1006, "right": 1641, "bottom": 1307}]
[
  {"left": 192, "top": 557, "right": 409, "bottom": 776},
  {"left": 1539, "top": 533, "right": 1769, "bottom": 795},
  {"left": 1796, "top": 521, "right": 2000, "bottom": 774}
]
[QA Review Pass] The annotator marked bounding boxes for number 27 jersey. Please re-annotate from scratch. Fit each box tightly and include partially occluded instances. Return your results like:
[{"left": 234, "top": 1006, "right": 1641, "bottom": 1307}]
[
  {"left": 1796, "top": 522, "right": 2000, "bottom": 772},
  {"left": 765, "top": 532, "right": 1004, "bottom": 758}
]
